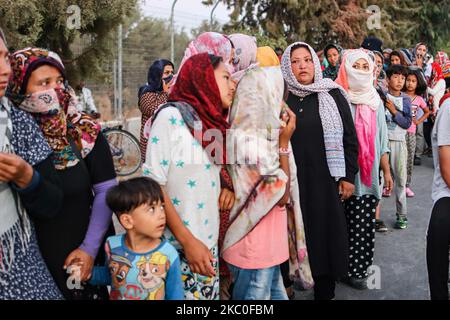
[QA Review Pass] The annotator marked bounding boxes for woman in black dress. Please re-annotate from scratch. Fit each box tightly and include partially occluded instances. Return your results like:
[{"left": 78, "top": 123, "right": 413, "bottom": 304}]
[
  {"left": 7, "top": 48, "right": 117, "bottom": 300},
  {"left": 281, "top": 42, "right": 359, "bottom": 300}
]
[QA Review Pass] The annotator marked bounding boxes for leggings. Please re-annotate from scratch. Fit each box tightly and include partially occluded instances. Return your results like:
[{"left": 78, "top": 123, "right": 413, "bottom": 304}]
[{"left": 426, "top": 197, "right": 450, "bottom": 300}]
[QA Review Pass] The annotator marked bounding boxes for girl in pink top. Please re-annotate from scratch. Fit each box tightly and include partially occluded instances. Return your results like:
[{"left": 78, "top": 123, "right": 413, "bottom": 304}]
[{"left": 403, "top": 68, "right": 430, "bottom": 197}]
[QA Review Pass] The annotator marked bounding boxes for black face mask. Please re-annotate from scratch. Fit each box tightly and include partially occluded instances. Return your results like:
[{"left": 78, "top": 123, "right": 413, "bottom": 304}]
[{"left": 162, "top": 74, "right": 173, "bottom": 84}]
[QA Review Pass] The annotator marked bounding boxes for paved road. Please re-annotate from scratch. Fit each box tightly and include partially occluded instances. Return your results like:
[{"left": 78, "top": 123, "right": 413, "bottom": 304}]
[{"left": 296, "top": 156, "right": 436, "bottom": 300}]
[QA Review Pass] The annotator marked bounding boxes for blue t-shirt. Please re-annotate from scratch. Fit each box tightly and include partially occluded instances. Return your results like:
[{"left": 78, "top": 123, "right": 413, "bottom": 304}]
[{"left": 90, "top": 234, "right": 183, "bottom": 300}]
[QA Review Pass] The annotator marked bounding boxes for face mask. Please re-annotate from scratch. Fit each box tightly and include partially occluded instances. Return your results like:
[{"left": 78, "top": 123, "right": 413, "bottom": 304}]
[
  {"left": 19, "top": 86, "right": 78, "bottom": 115},
  {"left": 162, "top": 74, "right": 174, "bottom": 84}
]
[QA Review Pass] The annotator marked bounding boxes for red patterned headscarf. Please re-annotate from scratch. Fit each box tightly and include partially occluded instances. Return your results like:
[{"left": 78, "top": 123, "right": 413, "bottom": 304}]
[{"left": 168, "top": 53, "right": 230, "bottom": 164}]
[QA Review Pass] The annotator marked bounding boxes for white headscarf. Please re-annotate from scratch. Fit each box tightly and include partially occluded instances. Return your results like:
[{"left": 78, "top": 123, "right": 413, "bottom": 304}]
[
  {"left": 340, "top": 49, "right": 381, "bottom": 110},
  {"left": 281, "top": 42, "right": 349, "bottom": 180}
]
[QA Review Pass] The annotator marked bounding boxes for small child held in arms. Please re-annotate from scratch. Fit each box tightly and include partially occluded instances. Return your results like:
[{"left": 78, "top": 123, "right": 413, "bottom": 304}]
[{"left": 83, "top": 177, "right": 183, "bottom": 300}]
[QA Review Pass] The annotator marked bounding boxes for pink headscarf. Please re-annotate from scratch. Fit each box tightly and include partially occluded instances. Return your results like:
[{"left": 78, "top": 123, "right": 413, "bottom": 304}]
[
  {"left": 228, "top": 33, "right": 259, "bottom": 82},
  {"left": 336, "top": 49, "right": 381, "bottom": 187},
  {"left": 178, "top": 32, "right": 234, "bottom": 75}
]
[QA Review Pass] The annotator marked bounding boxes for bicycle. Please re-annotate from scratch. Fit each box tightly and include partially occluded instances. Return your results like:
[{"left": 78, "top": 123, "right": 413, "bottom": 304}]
[{"left": 102, "top": 125, "right": 142, "bottom": 177}]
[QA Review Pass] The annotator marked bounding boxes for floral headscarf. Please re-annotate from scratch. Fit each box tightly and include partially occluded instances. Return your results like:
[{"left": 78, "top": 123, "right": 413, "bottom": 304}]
[
  {"left": 6, "top": 48, "right": 100, "bottom": 170},
  {"left": 177, "top": 32, "right": 234, "bottom": 76},
  {"left": 228, "top": 34, "right": 259, "bottom": 82},
  {"left": 224, "top": 66, "right": 313, "bottom": 288},
  {"left": 435, "top": 51, "right": 450, "bottom": 79}
]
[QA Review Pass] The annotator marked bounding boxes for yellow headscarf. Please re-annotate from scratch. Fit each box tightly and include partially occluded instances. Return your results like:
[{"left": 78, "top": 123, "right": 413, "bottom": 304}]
[{"left": 256, "top": 47, "right": 280, "bottom": 67}]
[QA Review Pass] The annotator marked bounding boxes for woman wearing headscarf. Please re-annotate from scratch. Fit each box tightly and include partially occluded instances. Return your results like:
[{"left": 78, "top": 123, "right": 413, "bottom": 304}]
[
  {"left": 412, "top": 43, "right": 430, "bottom": 75},
  {"left": 138, "top": 59, "right": 174, "bottom": 162},
  {"left": 169, "top": 31, "right": 236, "bottom": 224},
  {"left": 257, "top": 46, "right": 282, "bottom": 68},
  {"left": 177, "top": 32, "right": 234, "bottom": 77},
  {"left": 0, "top": 30, "right": 63, "bottom": 300},
  {"left": 335, "top": 49, "right": 391, "bottom": 289},
  {"left": 435, "top": 51, "right": 450, "bottom": 79},
  {"left": 143, "top": 53, "right": 235, "bottom": 300},
  {"left": 222, "top": 49, "right": 313, "bottom": 300},
  {"left": 7, "top": 48, "right": 117, "bottom": 300},
  {"left": 373, "top": 51, "right": 388, "bottom": 92},
  {"left": 281, "top": 42, "right": 359, "bottom": 300},
  {"left": 428, "top": 62, "right": 446, "bottom": 115},
  {"left": 322, "top": 44, "right": 342, "bottom": 80},
  {"left": 217, "top": 33, "right": 259, "bottom": 300},
  {"left": 228, "top": 33, "right": 258, "bottom": 82}
]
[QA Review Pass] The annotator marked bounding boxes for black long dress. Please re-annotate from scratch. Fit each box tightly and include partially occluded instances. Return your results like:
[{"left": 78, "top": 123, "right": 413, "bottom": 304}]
[
  {"left": 32, "top": 133, "right": 116, "bottom": 300},
  {"left": 287, "top": 88, "right": 359, "bottom": 279}
]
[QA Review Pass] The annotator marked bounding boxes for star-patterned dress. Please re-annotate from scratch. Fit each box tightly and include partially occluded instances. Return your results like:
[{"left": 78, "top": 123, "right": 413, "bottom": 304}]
[{"left": 143, "top": 106, "right": 221, "bottom": 300}]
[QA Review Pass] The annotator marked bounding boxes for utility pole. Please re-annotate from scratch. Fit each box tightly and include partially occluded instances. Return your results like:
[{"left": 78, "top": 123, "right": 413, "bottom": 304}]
[
  {"left": 170, "top": 0, "right": 178, "bottom": 63},
  {"left": 117, "top": 24, "right": 123, "bottom": 120},
  {"left": 210, "top": 0, "right": 220, "bottom": 31}
]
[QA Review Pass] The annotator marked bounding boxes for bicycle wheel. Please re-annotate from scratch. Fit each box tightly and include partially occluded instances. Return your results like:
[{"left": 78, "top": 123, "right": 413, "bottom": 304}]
[{"left": 103, "top": 128, "right": 142, "bottom": 176}]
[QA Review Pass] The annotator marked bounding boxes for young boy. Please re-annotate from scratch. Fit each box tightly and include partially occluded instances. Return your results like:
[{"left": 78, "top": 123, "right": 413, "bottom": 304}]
[
  {"left": 384, "top": 65, "right": 412, "bottom": 229},
  {"left": 426, "top": 77, "right": 450, "bottom": 300},
  {"left": 87, "top": 177, "right": 183, "bottom": 300}
]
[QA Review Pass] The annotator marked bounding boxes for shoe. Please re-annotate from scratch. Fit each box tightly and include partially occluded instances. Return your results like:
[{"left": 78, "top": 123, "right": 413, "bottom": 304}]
[
  {"left": 341, "top": 276, "right": 368, "bottom": 290},
  {"left": 406, "top": 187, "right": 415, "bottom": 197},
  {"left": 382, "top": 187, "right": 391, "bottom": 197},
  {"left": 375, "top": 219, "right": 388, "bottom": 232},
  {"left": 395, "top": 217, "right": 408, "bottom": 229},
  {"left": 414, "top": 156, "right": 422, "bottom": 166}
]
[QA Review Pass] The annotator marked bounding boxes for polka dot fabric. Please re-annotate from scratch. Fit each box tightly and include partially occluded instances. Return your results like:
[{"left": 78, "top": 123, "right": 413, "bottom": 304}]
[
  {"left": 344, "top": 195, "right": 378, "bottom": 279},
  {"left": 0, "top": 224, "right": 63, "bottom": 300}
]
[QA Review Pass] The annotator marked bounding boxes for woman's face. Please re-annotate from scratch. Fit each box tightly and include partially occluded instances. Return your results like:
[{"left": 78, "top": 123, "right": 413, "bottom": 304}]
[
  {"left": 326, "top": 48, "right": 340, "bottom": 67},
  {"left": 162, "top": 65, "right": 174, "bottom": 79},
  {"left": 352, "top": 58, "right": 370, "bottom": 72},
  {"left": 374, "top": 55, "right": 383, "bottom": 78},
  {"left": 290, "top": 47, "right": 315, "bottom": 85},
  {"left": 0, "top": 38, "right": 11, "bottom": 97},
  {"left": 26, "top": 65, "right": 64, "bottom": 95},
  {"left": 390, "top": 54, "right": 401, "bottom": 66},
  {"left": 416, "top": 45, "right": 427, "bottom": 58},
  {"left": 214, "top": 61, "right": 235, "bottom": 109}
]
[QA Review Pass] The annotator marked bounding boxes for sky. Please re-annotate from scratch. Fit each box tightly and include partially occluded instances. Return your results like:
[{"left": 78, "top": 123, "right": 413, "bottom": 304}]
[{"left": 141, "top": 0, "right": 232, "bottom": 31}]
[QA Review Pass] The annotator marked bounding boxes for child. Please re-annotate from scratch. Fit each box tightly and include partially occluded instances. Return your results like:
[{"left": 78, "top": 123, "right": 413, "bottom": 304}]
[
  {"left": 86, "top": 177, "right": 183, "bottom": 300},
  {"left": 403, "top": 68, "right": 430, "bottom": 197},
  {"left": 384, "top": 65, "right": 412, "bottom": 229}
]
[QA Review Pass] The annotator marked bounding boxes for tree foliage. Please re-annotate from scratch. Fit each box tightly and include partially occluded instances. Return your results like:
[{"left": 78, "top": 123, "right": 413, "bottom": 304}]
[
  {"left": 203, "top": 0, "right": 449, "bottom": 52},
  {"left": 0, "top": 0, "right": 138, "bottom": 83}
]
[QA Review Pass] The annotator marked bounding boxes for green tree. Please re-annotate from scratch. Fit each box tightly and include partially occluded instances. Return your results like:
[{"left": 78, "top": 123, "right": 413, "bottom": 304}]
[
  {"left": 0, "top": 0, "right": 138, "bottom": 83},
  {"left": 203, "top": 0, "right": 449, "bottom": 52}
]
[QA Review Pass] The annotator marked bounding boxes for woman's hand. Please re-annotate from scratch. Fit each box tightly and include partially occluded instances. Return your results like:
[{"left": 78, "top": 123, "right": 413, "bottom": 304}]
[
  {"left": 0, "top": 153, "right": 34, "bottom": 188},
  {"left": 183, "top": 236, "right": 216, "bottom": 277},
  {"left": 64, "top": 248, "right": 94, "bottom": 282},
  {"left": 279, "top": 106, "right": 296, "bottom": 148},
  {"left": 219, "top": 188, "right": 235, "bottom": 211},
  {"left": 339, "top": 180, "right": 355, "bottom": 200}
]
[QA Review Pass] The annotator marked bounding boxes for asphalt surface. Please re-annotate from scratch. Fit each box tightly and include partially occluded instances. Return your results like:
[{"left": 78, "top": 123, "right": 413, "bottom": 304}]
[{"left": 295, "top": 155, "right": 437, "bottom": 300}]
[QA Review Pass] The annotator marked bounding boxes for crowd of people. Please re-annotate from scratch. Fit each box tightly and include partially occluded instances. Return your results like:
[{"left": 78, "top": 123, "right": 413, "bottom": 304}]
[{"left": 1, "top": 27, "right": 449, "bottom": 301}]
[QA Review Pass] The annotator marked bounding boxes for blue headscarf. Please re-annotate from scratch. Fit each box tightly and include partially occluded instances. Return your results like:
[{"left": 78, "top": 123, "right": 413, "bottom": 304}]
[{"left": 138, "top": 59, "right": 174, "bottom": 99}]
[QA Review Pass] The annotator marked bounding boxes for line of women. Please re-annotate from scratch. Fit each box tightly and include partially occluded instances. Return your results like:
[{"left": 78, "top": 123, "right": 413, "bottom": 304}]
[{"left": 138, "top": 31, "right": 407, "bottom": 300}]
